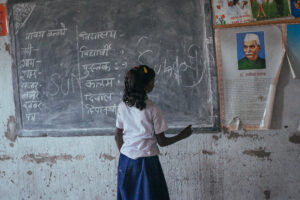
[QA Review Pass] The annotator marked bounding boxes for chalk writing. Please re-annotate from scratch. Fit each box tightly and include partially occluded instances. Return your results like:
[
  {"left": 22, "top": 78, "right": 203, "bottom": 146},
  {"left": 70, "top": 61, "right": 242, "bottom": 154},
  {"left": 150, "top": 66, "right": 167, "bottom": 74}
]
[
  {"left": 21, "top": 90, "right": 39, "bottom": 100},
  {"left": 85, "top": 104, "right": 117, "bottom": 115},
  {"left": 47, "top": 23, "right": 68, "bottom": 37},
  {"left": 25, "top": 31, "right": 46, "bottom": 40},
  {"left": 23, "top": 101, "right": 43, "bottom": 111},
  {"left": 79, "top": 44, "right": 111, "bottom": 57},
  {"left": 21, "top": 69, "right": 39, "bottom": 79},
  {"left": 82, "top": 62, "right": 110, "bottom": 72},
  {"left": 85, "top": 78, "right": 114, "bottom": 88},
  {"left": 84, "top": 93, "right": 113, "bottom": 103},
  {"left": 21, "top": 43, "right": 38, "bottom": 56},
  {"left": 19, "top": 58, "right": 41, "bottom": 68},
  {"left": 113, "top": 62, "right": 128, "bottom": 70},
  {"left": 79, "top": 30, "right": 117, "bottom": 40},
  {"left": 21, "top": 82, "right": 39, "bottom": 89},
  {"left": 47, "top": 73, "right": 80, "bottom": 97},
  {"left": 25, "top": 113, "right": 37, "bottom": 121},
  {"left": 154, "top": 56, "right": 190, "bottom": 85},
  {"left": 25, "top": 23, "right": 68, "bottom": 40}
]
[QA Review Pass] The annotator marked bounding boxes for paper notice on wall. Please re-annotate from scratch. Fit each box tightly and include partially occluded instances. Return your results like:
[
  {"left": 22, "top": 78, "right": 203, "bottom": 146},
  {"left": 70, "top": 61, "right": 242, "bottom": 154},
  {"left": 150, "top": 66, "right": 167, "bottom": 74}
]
[
  {"left": 215, "top": 25, "right": 285, "bottom": 130},
  {"left": 0, "top": 4, "right": 8, "bottom": 36}
]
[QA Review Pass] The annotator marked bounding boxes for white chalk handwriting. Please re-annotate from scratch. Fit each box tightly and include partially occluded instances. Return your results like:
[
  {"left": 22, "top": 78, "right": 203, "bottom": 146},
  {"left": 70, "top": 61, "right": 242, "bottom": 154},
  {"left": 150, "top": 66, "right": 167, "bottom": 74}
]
[
  {"left": 84, "top": 93, "right": 113, "bottom": 103},
  {"left": 25, "top": 113, "right": 37, "bottom": 121},
  {"left": 21, "top": 90, "right": 39, "bottom": 101},
  {"left": 82, "top": 62, "right": 110, "bottom": 72},
  {"left": 21, "top": 69, "right": 39, "bottom": 79},
  {"left": 79, "top": 44, "right": 111, "bottom": 57},
  {"left": 20, "top": 82, "right": 39, "bottom": 89},
  {"left": 21, "top": 43, "right": 38, "bottom": 56},
  {"left": 85, "top": 104, "right": 117, "bottom": 115},
  {"left": 85, "top": 78, "right": 114, "bottom": 88},
  {"left": 79, "top": 30, "right": 117, "bottom": 40},
  {"left": 23, "top": 100, "right": 43, "bottom": 111},
  {"left": 47, "top": 23, "right": 68, "bottom": 37},
  {"left": 25, "top": 23, "right": 68, "bottom": 40},
  {"left": 25, "top": 31, "right": 46, "bottom": 40},
  {"left": 19, "top": 58, "right": 41, "bottom": 68}
]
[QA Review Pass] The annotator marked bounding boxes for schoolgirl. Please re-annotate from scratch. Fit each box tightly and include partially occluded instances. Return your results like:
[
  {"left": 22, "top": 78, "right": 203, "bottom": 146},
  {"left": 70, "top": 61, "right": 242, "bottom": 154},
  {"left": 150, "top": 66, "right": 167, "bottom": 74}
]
[{"left": 115, "top": 65, "right": 192, "bottom": 200}]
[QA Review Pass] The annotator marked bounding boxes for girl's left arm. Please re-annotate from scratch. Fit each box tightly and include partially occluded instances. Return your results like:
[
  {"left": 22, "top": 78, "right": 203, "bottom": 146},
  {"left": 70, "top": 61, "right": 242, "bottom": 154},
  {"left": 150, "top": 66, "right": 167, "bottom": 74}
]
[{"left": 114, "top": 128, "right": 124, "bottom": 151}]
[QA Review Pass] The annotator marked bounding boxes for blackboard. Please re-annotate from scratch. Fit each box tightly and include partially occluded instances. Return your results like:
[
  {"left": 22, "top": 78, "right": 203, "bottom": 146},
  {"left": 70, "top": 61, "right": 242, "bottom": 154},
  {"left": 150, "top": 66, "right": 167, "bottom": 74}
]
[{"left": 8, "top": 0, "right": 220, "bottom": 136}]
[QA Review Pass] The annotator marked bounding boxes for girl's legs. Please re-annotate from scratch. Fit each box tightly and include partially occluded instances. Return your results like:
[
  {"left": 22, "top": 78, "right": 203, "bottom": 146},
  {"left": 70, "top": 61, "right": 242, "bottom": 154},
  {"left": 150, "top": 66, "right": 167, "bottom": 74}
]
[{"left": 260, "top": 4, "right": 267, "bottom": 17}]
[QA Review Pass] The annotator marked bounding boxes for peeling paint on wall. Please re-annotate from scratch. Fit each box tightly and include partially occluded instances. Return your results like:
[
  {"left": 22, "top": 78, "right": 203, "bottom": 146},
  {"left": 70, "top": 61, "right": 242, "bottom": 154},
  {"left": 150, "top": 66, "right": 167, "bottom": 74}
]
[
  {"left": 22, "top": 153, "right": 85, "bottom": 166},
  {"left": 5, "top": 116, "right": 17, "bottom": 142},
  {"left": 289, "top": 134, "right": 300, "bottom": 144},
  {"left": 226, "top": 131, "right": 261, "bottom": 140},
  {"left": 47, "top": 172, "right": 53, "bottom": 187},
  {"left": 243, "top": 147, "right": 271, "bottom": 160},
  {"left": 212, "top": 135, "right": 219, "bottom": 140},
  {"left": 264, "top": 190, "right": 271, "bottom": 200},
  {"left": 0, "top": 155, "right": 13, "bottom": 161},
  {"left": 4, "top": 42, "right": 10, "bottom": 55},
  {"left": 202, "top": 150, "right": 216, "bottom": 155},
  {"left": 99, "top": 153, "right": 115, "bottom": 161}
]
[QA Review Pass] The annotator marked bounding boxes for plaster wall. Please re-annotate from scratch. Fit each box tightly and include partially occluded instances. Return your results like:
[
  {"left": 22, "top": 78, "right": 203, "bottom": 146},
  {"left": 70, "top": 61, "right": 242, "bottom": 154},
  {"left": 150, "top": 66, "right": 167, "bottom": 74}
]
[{"left": 1, "top": 1, "right": 300, "bottom": 199}]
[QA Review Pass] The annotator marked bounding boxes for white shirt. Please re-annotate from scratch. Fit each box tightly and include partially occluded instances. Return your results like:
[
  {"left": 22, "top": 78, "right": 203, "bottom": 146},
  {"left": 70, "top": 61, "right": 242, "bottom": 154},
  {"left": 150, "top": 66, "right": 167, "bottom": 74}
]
[{"left": 116, "top": 100, "right": 168, "bottom": 159}]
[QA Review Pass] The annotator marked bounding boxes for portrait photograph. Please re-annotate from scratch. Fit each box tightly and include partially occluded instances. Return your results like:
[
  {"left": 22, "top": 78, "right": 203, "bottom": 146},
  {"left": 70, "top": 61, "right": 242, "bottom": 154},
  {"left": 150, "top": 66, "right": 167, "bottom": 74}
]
[{"left": 236, "top": 31, "right": 266, "bottom": 70}]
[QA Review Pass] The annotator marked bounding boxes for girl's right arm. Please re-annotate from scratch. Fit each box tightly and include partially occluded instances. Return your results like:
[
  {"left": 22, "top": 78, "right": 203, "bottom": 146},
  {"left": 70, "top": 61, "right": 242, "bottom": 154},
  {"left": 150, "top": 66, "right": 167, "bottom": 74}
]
[
  {"left": 155, "top": 125, "right": 192, "bottom": 147},
  {"left": 114, "top": 128, "right": 124, "bottom": 151}
]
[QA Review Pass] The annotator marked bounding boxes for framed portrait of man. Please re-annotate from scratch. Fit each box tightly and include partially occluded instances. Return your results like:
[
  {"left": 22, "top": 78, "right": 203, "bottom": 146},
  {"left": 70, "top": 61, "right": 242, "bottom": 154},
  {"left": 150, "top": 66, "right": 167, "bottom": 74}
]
[{"left": 236, "top": 31, "right": 266, "bottom": 70}]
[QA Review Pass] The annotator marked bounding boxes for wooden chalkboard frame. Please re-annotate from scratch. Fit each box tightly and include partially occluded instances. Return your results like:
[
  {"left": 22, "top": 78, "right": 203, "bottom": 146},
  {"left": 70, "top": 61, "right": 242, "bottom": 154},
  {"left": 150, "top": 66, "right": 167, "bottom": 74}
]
[{"left": 8, "top": 0, "right": 220, "bottom": 137}]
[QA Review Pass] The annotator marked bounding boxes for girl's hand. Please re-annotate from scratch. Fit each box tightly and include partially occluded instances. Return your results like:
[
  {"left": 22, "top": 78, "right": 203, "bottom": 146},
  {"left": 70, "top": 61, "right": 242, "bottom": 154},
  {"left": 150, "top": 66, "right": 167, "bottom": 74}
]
[{"left": 181, "top": 125, "right": 193, "bottom": 139}]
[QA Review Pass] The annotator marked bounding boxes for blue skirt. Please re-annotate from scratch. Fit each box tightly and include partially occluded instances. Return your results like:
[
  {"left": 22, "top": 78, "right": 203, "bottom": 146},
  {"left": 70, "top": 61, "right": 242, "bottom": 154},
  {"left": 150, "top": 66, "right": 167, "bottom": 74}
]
[{"left": 117, "top": 153, "right": 170, "bottom": 200}]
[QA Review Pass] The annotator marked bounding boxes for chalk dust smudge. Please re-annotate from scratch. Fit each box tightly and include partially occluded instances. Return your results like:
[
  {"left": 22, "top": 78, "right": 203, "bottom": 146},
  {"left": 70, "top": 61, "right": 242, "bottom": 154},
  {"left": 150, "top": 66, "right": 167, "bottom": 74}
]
[{"left": 5, "top": 116, "right": 17, "bottom": 142}]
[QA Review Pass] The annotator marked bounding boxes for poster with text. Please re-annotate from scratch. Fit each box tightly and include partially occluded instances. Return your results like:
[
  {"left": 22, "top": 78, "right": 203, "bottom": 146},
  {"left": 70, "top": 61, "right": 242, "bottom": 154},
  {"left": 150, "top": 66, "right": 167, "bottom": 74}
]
[
  {"left": 212, "top": 0, "right": 253, "bottom": 25},
  {"left": 215, "top": 25, "right": 285, "bottom": 130}
]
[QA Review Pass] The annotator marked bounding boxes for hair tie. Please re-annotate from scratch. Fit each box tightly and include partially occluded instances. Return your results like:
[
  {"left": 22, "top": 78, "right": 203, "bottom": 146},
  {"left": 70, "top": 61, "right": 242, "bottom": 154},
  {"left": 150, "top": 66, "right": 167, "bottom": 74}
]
[{"left": 143, "top": 66, "right": 148, "bottom": 73}]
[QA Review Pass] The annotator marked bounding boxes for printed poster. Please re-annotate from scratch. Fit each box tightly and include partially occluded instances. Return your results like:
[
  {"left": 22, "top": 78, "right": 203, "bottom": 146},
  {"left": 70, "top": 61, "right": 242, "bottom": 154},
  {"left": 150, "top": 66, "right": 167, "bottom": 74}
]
[
  {"left": 0, "top": 4, "right": 7, "bottom": 36},
  {"left": 290, "top": 0, "right": 300, "bottom": 17},
  {"left": 212, "top": 0, "right": 253, "bottom": 25},
  {"left": 251, "top": 0, "right": 291, "bottom": 20},
  {"left": 215, "top": 25, "right": 285, "bottom": 130}
]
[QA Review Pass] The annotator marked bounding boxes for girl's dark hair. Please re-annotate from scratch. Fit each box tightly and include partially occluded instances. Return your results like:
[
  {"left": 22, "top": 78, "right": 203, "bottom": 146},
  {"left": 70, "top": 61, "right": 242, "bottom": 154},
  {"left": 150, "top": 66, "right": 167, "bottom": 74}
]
[{"left": 122, "top": 65, "right": 155, "bottom": 110}]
